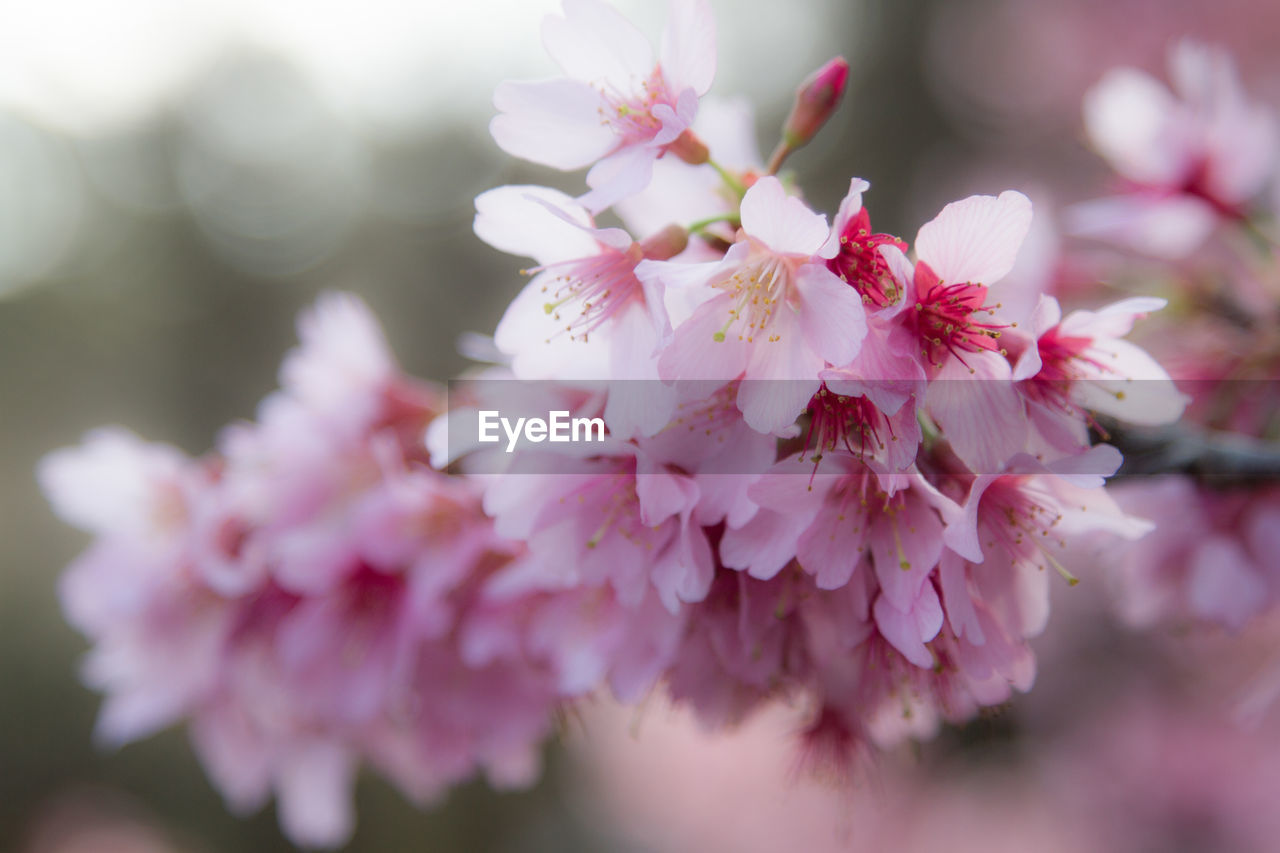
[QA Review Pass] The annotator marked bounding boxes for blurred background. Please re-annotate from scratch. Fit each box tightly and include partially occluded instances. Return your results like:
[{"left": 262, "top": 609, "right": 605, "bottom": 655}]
[{"left": 4, "top": 0, "right": 1280, "bottom": 849}]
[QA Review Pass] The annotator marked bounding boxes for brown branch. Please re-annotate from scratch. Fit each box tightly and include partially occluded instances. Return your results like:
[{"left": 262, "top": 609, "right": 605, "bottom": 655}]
[{"left": 1103, "top": 418, "right": 1280, "bottom": 485}]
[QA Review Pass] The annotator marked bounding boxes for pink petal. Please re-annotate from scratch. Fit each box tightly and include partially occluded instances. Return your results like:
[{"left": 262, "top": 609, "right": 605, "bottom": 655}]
[
  {"left": 797, "top": 503, "right": 869, "bottom": 589},
  {"left": 1010, "top": 295, "right": 1062, "bottom": 380},
  {"left": 190, "top": 707, "right": 272, "bottom": 814},
  {"left": 873, "top": 583, "right": 943, "bottom": 669},
  {"left": 939, "top": 551, "right": 985, "bottom": 644},
  {"left": 942, "top": 476, "right": 994, "bottom": 563},
  {"left": 38, "top": 428, "right": 187, "bottom": 538},
  {"left": 659, "top": 295, "right": 750, "bottom": 381},
  {"left": 1058, "top": 296, "right": 1166, "bottom": 340},
  {"left": 1189, "top": 536, "right": 1267, "bottom": 630},
  {"left": 926, "top": 350, "right": 1027, "bottom": 475},
  {"left": 739, "top": 332, "right": 822, "bottom": 433},
  {"left": 870, "top": 496, "right": 943, "bottom": 610},
  {"left": 914, "top": 190, "right": 1033, "bottom": 285},
  {"left": 276, "top": 742, "right": 358, "bottom": 848},
  {"left": 720, "top": 508, "right": 808, "bottom": 580},
  {"left": 739, "top": 176, "right": 830, "bottom": 256},
  {"left": 794, "top": 261, "right": 867, "bottom": 367},
  {"left": 1069, "top": 339, "right": 1188, "bottom": 425},
  {"left": 635, "top": 465, "right": 698, "bottom": 526}
]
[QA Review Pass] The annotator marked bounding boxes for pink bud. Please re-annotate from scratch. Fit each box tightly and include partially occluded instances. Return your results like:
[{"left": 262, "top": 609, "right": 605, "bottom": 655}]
[
  {"left": 639, "top": 224, "right": 689, "bottom": 261},
  {"left": 668, "top": 128, "right": 710, "bottom": 166},
  {"left": 782, "top": 57, "right": 849, "bottom": 150}
]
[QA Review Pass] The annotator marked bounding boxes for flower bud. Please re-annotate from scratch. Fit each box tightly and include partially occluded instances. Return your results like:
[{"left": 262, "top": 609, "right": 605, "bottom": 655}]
[
  {"left": 640, "top": 224, "right": 690, "bottom": 261},
  {"left": 782, "top": 57, "right": 849, "bottom": 150},
  {"left": 668, "top": 128, "right": 710, "bottom": 165}
]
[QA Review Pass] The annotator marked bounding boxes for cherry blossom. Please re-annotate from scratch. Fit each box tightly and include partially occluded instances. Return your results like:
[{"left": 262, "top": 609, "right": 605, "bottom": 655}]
[{"left": 490, "top": 0, "right": 716, "bottom": 212}]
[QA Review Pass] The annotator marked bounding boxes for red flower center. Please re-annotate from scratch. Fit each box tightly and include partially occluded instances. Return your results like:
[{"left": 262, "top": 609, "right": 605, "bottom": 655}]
[
  {"left": 909, "top": 261, "right": 1006, "bottom": 370},
  {"left": 827, "top": 208, "right": 908, "bottom": 309}
]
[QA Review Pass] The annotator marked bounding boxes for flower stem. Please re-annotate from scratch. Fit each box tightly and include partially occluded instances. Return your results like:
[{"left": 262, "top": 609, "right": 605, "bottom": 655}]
[
  {"left": 766, "top": 141, "right": 792, "bottom": 176},
  {"left": 687, "top": 213, "right": 740, "bottom": 235},
  {"left": 707, "top": 158, "right": 747, "bottom": 198}
]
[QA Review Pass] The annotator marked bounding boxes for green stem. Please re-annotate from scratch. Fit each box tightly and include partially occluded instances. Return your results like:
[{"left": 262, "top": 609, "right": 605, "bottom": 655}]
[
  {"left": 707, "top": 157, "right": 747, "bottom": 198},
  {"left": 687, "top": 213, "right": 740, "bottom": 234}
]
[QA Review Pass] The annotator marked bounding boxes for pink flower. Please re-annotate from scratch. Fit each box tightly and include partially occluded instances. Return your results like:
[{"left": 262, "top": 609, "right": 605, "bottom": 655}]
[
  {"left": 39, "top": 428, "right": 231, "bottom": 745},
  {"left": 721, "top": 452, "right": 955, "bottom": 666},
  {"left": 824, "top": 178, "right": 908, "bottom": 310},
  {"left": 1011, "top": 294, "right": 1187, "bottom": 455},
  {"left": 1073, "top": 40, "right": 1277, "bottom": 257},
  {"left": 480, "top": 389, "right": 773, "bottom": 612},
  {"left": 882, "top": 190, "right": 1034, "bottom": 473},
  {"left": 808, "top": 183, "right": 928, "bottom": 472},
  {"left": 1108, "top": 477, "right": 1279, "bottom": 631},
  {"left": 462, "top": 577, "right": 686, "bottom": 704},
  {"left": 800, "top": 378, "right": 923, "bottom": 476},
  {"left": 614, "top": 95, "right": 762, "bottom": 243},
  {"left": 665, "top": 563, "right": 1036, "bottom": 752},
  {"left": 641, "top": 176, "right": 867, "bottom": 433},
  {"left": 39, "top": 295, "right": 578, "bottom": 848},
  {"left": 490, "top": 0, "right": 716, "bottom": 212},
  {"left": 941, "top": 447, "right": 1152, "bottom": 640},
  {"left": 473, "top": 185, "right": 687, "bottom": 435},
  {"left": 664, "top": 569, "right": 827, "bottom": 728}
]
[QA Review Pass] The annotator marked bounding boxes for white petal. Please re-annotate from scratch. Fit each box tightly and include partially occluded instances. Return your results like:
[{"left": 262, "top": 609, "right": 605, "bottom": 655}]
[
  {"left": 877, "top": 243, "right": 916, "bottom": 311},
  {"left": 1083, "top": 67, "right": 1184, "bottom": 185},
  {"left": 639, "top": 250, "right": 735, "bottom": 328},
  {"left": 1058, "top": 296, "right": 1165, "bottom": 340},
  {"left": 491, "top": 78, "right": 614, "bottom": 170},
  {"left": 1069, "top": 340, "right": 1188, "bottom": 425},
  {"left": 1010, "top": 295, "right": 1061, "bottom": 381},
  {"left": 580, "top": 145, "right": 659, "bottom": 212},
  {"left": 820, "top": 177, "right": 870, "bottom": 256},
  {"left": 1065, "top": 194, "right": 1217, "bottom": 259},
  {"left": 613, "top": 96, "right": 760, "bottom": 237},
  {"left": 494, "top": 276, "right": 612, "bottom": 380},
  {"left": 915, "top": 190, "right": 1033, "bottom": 285},
  {"left": 739, "top": 176, "right": 830, "bottom": 256},
  {"left": 474, "top": 185, "right": 599, "bottom": 265},
  {"left": 276, "top": 742, "right": 358, "bottom": 848},
  {"left": 660, "top": 0, "right": 716, "bottom": 94},
  {"left": 39, "top": 428, "right": 188, "bottom": 537},
  {"left": 543, "top": 0, "right": 654, "bottom": 88}
]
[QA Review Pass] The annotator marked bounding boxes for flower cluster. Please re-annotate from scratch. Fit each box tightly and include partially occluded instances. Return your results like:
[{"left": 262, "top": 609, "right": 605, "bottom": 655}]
[
  {"left": 453, "top": 0, "right": 1179, "bottom": 754},
  {"left": 41, "top": 296, "right": 684, "bottom": 847},
  {"left": 41, "top": 1, "right": 1197, "bottom": 846}
]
